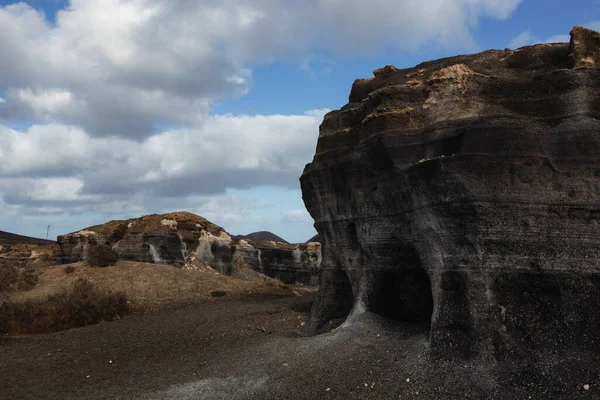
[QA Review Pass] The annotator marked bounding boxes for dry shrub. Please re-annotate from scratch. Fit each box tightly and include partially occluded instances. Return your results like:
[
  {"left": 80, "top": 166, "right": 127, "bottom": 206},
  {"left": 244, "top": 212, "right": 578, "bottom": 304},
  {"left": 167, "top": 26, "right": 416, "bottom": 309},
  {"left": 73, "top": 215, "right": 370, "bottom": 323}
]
[
  {"left": 108, "top": 223, "right": 128, "bottom": 243},
  {"left": 20, "top": 269, "right": 37, "bottom": 289},
  {"left": 0, "top": 278, "right": 129, "bottom": 335},
  {"left": 87, "top": 244, "right": 119, "bottom": 268},
  {"left": 0, "top": 266, "right": 37, "bottom": 293},
  {"left": 0, "top": 266, "right": 19, "bottom": 293},
  {"left": 63, "top": 266, "right": 76, "bottom": 275}
]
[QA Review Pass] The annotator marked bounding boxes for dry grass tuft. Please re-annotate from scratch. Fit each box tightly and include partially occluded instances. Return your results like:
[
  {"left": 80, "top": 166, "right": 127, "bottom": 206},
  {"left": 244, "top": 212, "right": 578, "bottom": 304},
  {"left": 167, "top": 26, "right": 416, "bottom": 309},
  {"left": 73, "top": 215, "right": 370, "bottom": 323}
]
[
  {"left": 0, "top": 265, "right": 37, "bottom": 293},
  {"left": 87, "top": 244, "right": 119, "bottom": 268},
  {"left": 0, "top": 278, "right": 128, "bottom": 335}
]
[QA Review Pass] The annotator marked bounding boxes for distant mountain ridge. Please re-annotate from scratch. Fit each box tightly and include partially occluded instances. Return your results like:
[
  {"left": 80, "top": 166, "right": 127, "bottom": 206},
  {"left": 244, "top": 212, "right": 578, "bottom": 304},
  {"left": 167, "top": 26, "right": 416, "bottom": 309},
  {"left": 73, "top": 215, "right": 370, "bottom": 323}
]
[
  {"left": 0, "top": 230, "right": 56, "bottom": 245},
  {"left": 232, "top": 231, "right": 289, "bottom": 244},
  {"left": 307, "top": 234, "right": 320, "bottom": 243}
]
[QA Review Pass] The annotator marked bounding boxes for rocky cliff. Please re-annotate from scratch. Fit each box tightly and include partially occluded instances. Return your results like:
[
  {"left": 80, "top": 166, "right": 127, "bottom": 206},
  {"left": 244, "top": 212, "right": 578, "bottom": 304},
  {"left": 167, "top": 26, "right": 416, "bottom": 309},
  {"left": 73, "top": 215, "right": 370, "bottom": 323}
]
[
  {"left": 57, "top": 212, "right": 320, "bottom": 285},
  {"left": 300, "top": 25, "right": 600, "bottom": 368}
]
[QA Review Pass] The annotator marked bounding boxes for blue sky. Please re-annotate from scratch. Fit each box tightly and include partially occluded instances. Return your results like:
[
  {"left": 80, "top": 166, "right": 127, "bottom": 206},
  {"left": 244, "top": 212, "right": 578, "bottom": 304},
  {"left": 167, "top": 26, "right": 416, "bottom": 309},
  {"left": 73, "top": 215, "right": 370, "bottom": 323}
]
[{"left": 0, "top": 0, "right": 598, "bottom": 243}]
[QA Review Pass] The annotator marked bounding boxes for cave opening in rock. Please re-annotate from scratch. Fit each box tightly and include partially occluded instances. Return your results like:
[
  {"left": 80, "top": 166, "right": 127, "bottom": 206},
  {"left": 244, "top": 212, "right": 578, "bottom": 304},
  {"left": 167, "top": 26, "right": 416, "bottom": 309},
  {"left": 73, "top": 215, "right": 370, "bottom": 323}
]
[
  {"left": 329, "top": 269, "right": 355, "bottom": 322},
  {"left": 311, "top": 268, "right": 356, "bottom": 333},
  {"left": 368, "top": 267, "right": 434, "bottom": 325}
]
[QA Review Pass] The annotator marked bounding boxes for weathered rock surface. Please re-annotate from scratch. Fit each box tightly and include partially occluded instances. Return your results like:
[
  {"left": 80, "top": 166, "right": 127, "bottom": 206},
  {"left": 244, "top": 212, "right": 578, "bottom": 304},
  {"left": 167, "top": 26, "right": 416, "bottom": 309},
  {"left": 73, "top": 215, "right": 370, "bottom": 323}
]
[
  {"left": 235, "top": 240, "right": 321, "bottom": 285},
  {"left": 301, "top": 25, "right": 600, "bottom": 370},
  {"left": 58, "top": 212, "right": 320, "bottom": 285}
]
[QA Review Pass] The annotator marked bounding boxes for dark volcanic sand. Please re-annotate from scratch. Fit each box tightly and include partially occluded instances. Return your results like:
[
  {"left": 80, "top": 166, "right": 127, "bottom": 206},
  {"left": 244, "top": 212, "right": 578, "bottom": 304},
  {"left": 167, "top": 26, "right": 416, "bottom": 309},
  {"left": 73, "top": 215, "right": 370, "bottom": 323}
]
[{"left": 1, "top": 293, "right": 597, "bottom": 399}]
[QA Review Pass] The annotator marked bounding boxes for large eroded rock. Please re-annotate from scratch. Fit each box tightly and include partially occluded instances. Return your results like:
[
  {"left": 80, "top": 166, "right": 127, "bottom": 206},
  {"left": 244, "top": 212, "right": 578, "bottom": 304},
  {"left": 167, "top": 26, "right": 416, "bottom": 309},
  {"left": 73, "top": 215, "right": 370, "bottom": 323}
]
[
  {"left": 300, "top": 26, "right": 600, "bottom": 363},
  {"left": 58, "top": 212, "right": 320, "bottom": 285}
]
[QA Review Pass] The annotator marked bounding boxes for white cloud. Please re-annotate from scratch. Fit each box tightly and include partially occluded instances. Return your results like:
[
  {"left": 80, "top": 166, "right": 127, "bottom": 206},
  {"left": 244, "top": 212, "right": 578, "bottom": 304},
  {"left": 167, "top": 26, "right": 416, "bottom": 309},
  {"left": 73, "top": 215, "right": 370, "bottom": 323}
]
[
  {"left": 282, "top": 209, "right": 314, "bottom": 225},
  {"left": 0, "top": 176, "right": 97, "bottom": 204},
  {"left": 0, "top": 1, "right": 523, "bottom": 138},
  {"left": 315, "top": 0, "right": 521, "bottom": 51},
  {"left": 0, "top": 109, "right": 327, "bottom": 213},
  {"left": 0, "top": 0, "right": 526, "bottom": 236},
  {"left": 0, "top": 1, "right": 251, "bottom": 137}
]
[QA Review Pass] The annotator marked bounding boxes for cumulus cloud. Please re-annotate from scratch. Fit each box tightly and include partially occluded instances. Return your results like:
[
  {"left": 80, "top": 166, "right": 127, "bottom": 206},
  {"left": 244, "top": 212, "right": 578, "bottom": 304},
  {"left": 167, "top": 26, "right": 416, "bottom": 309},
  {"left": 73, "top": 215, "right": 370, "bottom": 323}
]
[
  {"left": 0, "top": 0, "right": 521, "bottom": 138},
  {"left": 0, "top": 1, "right": 250, "bottom": 138},
  {"left": 0, "top": 109, "right": 327, "bottom": 212},
  {"left": 0, "top": 0, "right": 525, "bottom": 232},
  {"left": 314, "top": 0, "right": 521, "bottom": 52}
]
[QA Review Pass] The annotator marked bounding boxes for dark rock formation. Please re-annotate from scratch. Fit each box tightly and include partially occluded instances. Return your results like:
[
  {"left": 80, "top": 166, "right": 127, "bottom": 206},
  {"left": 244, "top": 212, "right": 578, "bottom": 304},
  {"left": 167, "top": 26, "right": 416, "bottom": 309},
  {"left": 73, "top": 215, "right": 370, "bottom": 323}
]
[
  {"left": 301, "top": 25, "right": 600, "bottom": 369},
  {"left": 58, "top": 212, "right": 321, "bottom": 285}
]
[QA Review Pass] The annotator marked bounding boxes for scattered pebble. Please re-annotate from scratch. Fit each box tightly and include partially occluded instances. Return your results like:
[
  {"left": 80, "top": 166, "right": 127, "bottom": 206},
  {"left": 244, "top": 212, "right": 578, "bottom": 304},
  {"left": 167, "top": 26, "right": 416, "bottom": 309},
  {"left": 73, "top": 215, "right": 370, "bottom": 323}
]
[
  {"left": 282, "top": 362, "right": 289, "bottom": 367},
  {"left": 325, "top": 388, "right": 330, "bottom": 392},
  {"left": 406, "top": 378, "right": 411, "bottom": 383},
  {"left": 300, "top": 321, "right": 305, "bottom": 327},
  {"left": 109, "top": 360, "right": 113, "bottom": 364},
  {"left": 330, "top": 328, "right": 337, "bottom": 333},
  {"left": 584, "top": 384, "right": 590, "bottom": 391}
]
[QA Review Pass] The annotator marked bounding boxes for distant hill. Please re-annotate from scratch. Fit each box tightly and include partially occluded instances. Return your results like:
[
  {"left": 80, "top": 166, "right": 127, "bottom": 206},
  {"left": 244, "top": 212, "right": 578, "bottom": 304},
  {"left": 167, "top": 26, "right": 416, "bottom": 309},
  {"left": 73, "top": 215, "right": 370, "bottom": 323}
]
[
  {"left": 307, "top": 234, "right": 320, "bottom": 243},
  {"left": 233, "top": 231, "right": 289, "bottom": 244},
  {"left": 0, "top": 230, "right": 56, "bottom": 245}
]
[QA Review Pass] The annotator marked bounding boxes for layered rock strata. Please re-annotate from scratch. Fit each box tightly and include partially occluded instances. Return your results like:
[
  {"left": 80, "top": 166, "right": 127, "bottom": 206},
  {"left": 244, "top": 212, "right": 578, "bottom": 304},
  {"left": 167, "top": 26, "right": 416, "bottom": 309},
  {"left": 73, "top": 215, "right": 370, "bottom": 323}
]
[
  {"left": 300, "top": 26, "right": 600, "bottom": 365},
  {"left": 58, "top": 212, "right": 320, "bottom": 285}
]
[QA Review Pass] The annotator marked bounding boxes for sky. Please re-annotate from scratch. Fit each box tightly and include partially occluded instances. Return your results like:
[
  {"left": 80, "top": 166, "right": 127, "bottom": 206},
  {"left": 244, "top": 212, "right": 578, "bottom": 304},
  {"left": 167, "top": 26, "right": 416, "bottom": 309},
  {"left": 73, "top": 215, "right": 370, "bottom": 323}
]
[{"left": 0, "top": 1, "right": 599, "bottom": 243}]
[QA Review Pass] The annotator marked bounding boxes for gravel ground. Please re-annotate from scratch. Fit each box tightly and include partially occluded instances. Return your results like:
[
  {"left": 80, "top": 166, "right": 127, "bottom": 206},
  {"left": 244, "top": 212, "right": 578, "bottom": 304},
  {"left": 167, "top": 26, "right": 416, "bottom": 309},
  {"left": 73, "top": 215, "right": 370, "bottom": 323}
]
[{"left": 1, "top": 292, "right": 598, "bottom": 400}]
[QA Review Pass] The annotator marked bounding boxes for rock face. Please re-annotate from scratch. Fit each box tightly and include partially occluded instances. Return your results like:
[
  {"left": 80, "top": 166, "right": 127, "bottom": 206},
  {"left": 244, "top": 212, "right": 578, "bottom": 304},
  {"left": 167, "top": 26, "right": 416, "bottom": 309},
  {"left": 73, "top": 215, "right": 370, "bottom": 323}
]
[
  {"left": 237, "top": 240, "right": 321, "bottom": 285},
  {"left": 300, "top": 25, "right": 600, "bottom": 365},
  {"left": 58, "top": 212, "right": 320, "bottom": 285}
]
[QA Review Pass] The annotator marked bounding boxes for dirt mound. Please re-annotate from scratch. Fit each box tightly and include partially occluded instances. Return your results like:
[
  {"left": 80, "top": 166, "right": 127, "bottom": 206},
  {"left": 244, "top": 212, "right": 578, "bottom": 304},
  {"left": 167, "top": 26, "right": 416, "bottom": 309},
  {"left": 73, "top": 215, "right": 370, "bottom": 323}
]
[{"left": 8, "top": 260, "right": 313, "bottom": 310}]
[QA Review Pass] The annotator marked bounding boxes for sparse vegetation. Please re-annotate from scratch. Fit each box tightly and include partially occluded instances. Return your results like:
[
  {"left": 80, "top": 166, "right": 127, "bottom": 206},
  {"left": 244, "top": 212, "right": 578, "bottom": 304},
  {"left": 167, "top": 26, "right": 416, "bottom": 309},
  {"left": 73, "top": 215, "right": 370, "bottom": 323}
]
[
  {"left": 0, "top": 266, "right": 19, "bottom": 292},
  {"left": 87, "top": 244, "right": 119, "bottom": 268},
  {"left": 64, "top": 266, "right": 76, "bottom": 275},
  {"left": 108, "top": 223, "right": 128, "bottom": 243},
  {"left": 0, "top": 278, "right": 129, "bottom": 335},
  {"left": 0, "top": 265, "right": 37, "bottom": 293}
]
